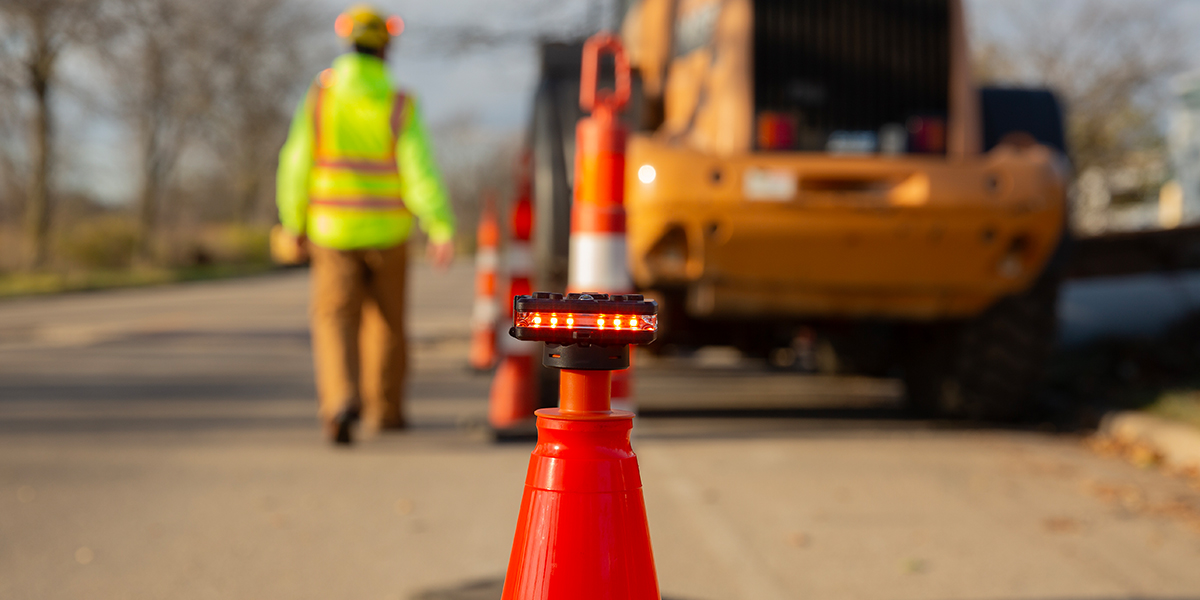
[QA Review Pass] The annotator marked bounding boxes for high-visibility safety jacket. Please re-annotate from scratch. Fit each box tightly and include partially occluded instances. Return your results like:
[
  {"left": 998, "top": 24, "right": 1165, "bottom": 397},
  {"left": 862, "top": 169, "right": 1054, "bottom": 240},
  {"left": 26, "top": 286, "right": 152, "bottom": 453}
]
[{"left": 276, "top": 53, "right": 455, "bottom": 250}]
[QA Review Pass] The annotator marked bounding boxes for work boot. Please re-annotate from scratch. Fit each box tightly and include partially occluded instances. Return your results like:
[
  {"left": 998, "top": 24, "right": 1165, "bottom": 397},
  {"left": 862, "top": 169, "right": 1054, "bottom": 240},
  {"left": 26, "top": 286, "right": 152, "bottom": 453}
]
[{"left": 328, "top": 405, "right": 361, "bottom": 446}]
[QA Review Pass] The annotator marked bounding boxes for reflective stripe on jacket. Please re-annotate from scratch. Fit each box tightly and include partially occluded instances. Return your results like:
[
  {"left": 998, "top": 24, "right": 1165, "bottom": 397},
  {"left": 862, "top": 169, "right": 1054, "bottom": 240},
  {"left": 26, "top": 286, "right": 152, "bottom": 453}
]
[{"left": 276, "top": 53, "right": 455, "bottom": 250}]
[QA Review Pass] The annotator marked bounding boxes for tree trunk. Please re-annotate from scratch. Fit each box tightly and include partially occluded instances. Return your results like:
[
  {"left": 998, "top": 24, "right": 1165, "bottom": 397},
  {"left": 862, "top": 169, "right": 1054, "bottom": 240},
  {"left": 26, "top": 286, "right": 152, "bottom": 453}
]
[
  {"left": 135, "top": 151, "right": 160, "bottom": 262},
  {"left": 135, "top": 39, "right": 166, "bottom": 263},
  {"left": 24, "top": 24, "right": 53, "bottom": 270}
]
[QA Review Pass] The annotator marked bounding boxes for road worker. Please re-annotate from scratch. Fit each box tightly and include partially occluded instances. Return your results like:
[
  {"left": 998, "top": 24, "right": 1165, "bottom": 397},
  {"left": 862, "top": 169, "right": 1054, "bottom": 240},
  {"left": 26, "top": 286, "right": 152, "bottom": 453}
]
[{"left": 276, "top": 4, "right": 455, "bottom": 445}]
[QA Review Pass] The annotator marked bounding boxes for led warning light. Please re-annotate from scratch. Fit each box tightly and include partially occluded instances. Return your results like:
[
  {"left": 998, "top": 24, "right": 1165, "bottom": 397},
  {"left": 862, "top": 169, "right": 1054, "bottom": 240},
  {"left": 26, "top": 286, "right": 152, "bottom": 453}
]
[
  {"left": 334, "top": 14, "right": 353, "bottom": 37},
  {"left": 514, "top": 312, "right": 656, "bottom": 332},
  {"left": 385, "top": 15, "right": 405, "bottom": 36},
  {"left": 511, "top": 292, "right": 658, "bottom": 346}
]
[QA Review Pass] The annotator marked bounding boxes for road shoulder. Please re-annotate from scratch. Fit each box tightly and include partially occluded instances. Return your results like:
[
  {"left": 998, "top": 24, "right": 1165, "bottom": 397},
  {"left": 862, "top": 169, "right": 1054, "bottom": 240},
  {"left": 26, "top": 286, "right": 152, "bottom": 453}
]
[{"left": 1100, "top": 411, "right": 1200, "bottom": 471}]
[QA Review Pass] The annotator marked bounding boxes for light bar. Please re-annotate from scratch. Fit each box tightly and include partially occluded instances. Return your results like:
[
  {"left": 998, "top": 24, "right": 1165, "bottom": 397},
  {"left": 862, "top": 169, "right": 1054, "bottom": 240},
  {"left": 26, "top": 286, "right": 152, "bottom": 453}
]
[
  {"left": 510, "top": 292, "right": 658, "bottom": 346},
  {"left": 515, "top": 311, "right": 657, "bottom": 332}
]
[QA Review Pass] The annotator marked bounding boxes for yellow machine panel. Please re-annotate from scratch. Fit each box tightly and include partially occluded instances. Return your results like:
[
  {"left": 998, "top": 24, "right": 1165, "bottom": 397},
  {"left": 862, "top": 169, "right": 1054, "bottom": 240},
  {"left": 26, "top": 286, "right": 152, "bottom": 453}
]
[{"left": 626, "top": 138, "right": 1066, "bottom": 320}]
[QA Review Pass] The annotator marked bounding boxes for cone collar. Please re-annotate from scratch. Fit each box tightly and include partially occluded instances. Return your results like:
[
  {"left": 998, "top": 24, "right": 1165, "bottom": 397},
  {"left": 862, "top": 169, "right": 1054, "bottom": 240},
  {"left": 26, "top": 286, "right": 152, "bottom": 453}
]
[{"left": 543, "top": 342, "right": 630, "bottom": 370}]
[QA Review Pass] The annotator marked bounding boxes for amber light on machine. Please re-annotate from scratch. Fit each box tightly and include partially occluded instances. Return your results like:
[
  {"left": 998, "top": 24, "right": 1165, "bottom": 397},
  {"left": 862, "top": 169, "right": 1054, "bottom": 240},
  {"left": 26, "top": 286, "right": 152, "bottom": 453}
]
[{"left": 515, "top": 311, "right": 657, "bottom": 332}]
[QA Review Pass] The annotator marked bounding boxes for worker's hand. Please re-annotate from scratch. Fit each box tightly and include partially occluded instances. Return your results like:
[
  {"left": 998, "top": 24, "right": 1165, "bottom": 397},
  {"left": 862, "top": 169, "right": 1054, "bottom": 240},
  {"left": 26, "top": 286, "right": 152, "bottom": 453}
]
[
  {"left": 296, "top": 233, "right": 310, "bottom": 262},
  {"left": 428, "top": 240, "right": 454, "bottom": 270}
]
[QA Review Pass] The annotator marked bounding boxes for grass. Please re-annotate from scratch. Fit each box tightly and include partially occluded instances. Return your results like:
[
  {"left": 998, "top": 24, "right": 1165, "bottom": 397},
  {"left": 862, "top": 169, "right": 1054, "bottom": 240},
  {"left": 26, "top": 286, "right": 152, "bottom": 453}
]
[
  {"left": 0, "top": 262, "right": 280, "bottom": 299},
  {"left": 0, "top": 220, "right": 284, "bottom": 299},
  {"left": 1145, "top": 391, "right": 1200, "bottom": 430}
]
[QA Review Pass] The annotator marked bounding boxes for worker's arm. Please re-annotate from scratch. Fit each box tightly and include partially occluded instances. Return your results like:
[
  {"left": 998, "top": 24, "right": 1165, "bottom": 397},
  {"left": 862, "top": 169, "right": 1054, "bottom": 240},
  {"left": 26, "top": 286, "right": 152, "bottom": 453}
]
[
  {"left": 276, "top": 86, "right": 316, "bottom": 236},
  {"left": 397, "top": 95, "right": 456, "bottom": 244}
]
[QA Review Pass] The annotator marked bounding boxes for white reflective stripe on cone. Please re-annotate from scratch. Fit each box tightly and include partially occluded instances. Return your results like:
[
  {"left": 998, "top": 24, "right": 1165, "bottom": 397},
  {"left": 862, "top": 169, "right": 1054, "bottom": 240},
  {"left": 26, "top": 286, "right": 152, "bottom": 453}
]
[
  {"left": 507, "top": 242, "right": 533, "bottom": 277},
  {"left": 568, "top": 233, "right": 633, "bottom": 292},
  {"left": 499, "top": 332, "right": 537, "bottom": 356},
  {"left": 472, "top": 299, "right": 499, "bottom": 328},
  {"left": 475, "top": 247, "right": 498, "bottom": 270}
]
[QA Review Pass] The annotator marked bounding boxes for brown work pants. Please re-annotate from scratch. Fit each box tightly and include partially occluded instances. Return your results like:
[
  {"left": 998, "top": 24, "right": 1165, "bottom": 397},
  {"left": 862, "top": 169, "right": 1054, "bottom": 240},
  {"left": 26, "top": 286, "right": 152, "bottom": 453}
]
[{"left": 309, "top": 243, "right": 408, "bottom": 428}]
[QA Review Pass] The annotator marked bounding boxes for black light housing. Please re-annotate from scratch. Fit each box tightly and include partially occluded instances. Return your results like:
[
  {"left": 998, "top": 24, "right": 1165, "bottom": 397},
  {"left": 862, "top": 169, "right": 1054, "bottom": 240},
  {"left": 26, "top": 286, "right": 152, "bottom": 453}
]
[{"left": 510, "top": 292, "right": 658, "bottom": 347}]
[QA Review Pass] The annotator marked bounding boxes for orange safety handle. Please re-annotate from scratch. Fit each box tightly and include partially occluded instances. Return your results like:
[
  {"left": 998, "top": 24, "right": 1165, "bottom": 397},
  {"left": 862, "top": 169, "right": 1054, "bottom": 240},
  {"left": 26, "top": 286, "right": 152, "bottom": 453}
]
[{"left": 579, "top": 32, "right": 631, "bottom": 114}]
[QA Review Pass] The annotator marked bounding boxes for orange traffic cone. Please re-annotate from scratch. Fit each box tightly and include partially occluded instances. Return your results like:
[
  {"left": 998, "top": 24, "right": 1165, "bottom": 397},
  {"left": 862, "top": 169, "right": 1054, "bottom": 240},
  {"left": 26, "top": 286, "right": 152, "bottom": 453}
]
[
  {"left": 487, "top": 352, "right": 534, "bottom": 430},
  {"left": 501, "top": 290, "right": 660, "bottom": 600},
  {"left": 487, "top": 173, "right": 538, "bottom": 434},
  {"left": 567, "top": 34, "right": 637, "bottom": 414},
  {"left": 469, "top": 193, "right": 500, "bottom": 371}
]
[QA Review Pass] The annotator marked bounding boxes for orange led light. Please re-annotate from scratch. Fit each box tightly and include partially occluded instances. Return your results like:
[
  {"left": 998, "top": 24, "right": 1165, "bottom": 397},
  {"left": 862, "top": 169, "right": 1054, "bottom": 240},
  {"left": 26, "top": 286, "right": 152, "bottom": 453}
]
[
  {"left": 334, "top": 14, "right": 353, "bottom": 37},
  {"left": 386, "top": 15, "right": 405, "bottom": 36},
  {"left": 515, "top": 311, "right": 657, "bottom": 332}
]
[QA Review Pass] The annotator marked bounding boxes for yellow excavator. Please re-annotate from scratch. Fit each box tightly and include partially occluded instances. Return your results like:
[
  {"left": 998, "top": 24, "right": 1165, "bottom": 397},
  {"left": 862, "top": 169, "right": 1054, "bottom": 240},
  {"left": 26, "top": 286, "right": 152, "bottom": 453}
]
[{"left": 530, "top": 0, "right": 1069, "bottom": 420}]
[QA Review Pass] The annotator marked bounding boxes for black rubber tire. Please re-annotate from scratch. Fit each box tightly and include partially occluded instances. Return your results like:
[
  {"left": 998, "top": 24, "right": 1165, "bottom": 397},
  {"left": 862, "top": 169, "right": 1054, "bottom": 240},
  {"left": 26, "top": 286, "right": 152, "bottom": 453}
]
[
  {"left": 903, "top": 260, "right": 1062, "bottom": 422},
  {"left": 901, "top": 87, "right": 1070, "bottom": 422},
  {"left": 816, "top": 326, "right": 899, "bottom": 378},
  {"left": 902, "top": 87, "right": 1070, "bottom": 422}
]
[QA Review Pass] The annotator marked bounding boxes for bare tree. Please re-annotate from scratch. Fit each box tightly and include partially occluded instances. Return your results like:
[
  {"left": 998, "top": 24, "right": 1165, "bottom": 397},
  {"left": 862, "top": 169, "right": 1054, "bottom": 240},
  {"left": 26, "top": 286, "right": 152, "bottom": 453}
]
[
  {"left": 100, "top": 0, "right": 325, "bottom": 254},
  {"left": 973, "top": 0, "right": 1186, "bottom": 177},
  {"left": 106, "top": 0, "right": 212, "bottom": 261},
  {"left": 0, "top": 0, "right": 103, "bottom": 269},
  {"left": 0, "top": 33, "right": 23, "bottom": 228},
  {"left": 199, "top": 0, "right": 326, "bottom": 224}
]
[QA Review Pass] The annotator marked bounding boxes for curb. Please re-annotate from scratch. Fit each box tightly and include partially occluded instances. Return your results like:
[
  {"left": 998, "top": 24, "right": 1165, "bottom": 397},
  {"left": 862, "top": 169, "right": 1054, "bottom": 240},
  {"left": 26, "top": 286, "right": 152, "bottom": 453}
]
[{"left": 1100, "top": 411, "right": 1200, "bottom": 471}]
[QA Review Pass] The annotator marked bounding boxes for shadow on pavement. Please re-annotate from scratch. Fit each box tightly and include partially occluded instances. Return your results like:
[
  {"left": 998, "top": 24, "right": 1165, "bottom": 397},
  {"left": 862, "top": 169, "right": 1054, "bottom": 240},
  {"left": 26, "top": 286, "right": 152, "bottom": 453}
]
[
  {"left": 89, "top": 328, "right": 313, "bottom": 346},
  {"left": 0, "top": 380, "right": 311, "bottom": 403},
  {"left": 412, "top": 576, "right": 1198, "bottom": 600},
  {"left": 0, "top": 415, "right": 318, "bottom": 435},
  {"left": 639, "top": 406, "right": 908, "bottom": 421},
  {"left": 412, "top": 578, "right": 503, "bottom": 600},
  {"left": 631, "top": 404, "right": 1089, "bottom": 442},
  {"left": 410, "top": 577, "right": 698, "bottom": 600},
  {"left": 0, "top": 376, "right": 474, "bottom": 405}
]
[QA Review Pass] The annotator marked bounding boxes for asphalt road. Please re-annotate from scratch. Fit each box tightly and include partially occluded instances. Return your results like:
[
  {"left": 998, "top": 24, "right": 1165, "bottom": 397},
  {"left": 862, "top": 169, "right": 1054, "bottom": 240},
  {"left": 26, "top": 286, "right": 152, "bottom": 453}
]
[{"left": 2, "top": 263, "right": 1199, "bottom": 600}]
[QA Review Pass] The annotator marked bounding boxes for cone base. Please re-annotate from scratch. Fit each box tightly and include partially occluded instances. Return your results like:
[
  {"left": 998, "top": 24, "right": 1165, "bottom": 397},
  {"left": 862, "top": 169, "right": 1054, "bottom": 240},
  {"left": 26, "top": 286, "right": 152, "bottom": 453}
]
[
  {"left": 502, "top": 487, "right": 659, "bottom": 600},
  {"left": 501, "top": 409, "right": 659, "bottom": 600}
]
